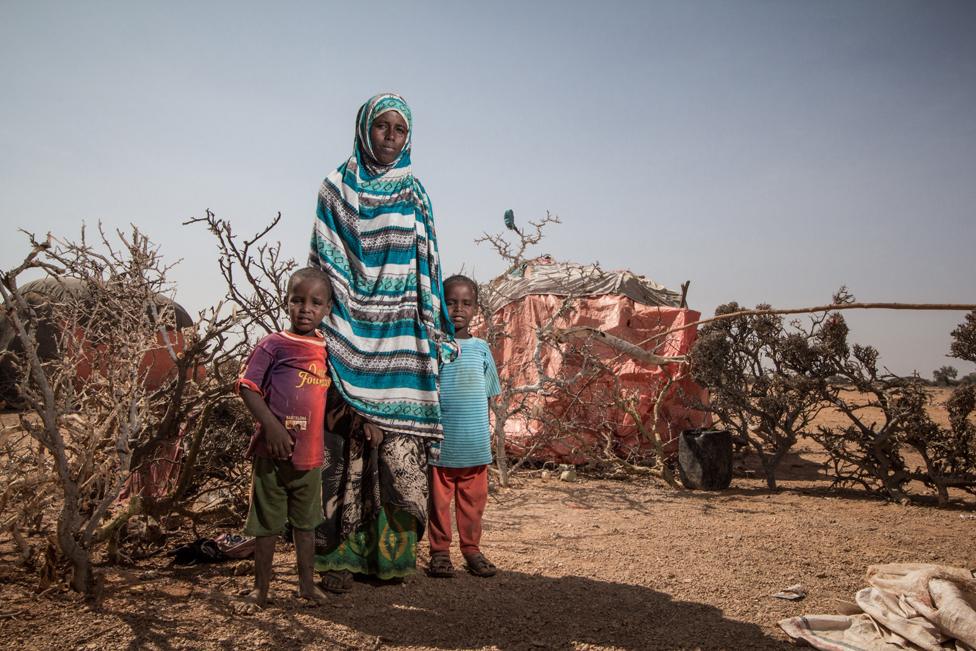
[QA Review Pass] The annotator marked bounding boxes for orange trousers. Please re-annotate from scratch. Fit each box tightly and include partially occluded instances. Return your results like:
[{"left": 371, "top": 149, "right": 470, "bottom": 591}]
[{"left": 427, "top": 465, "right": 488, "bottom": 555}]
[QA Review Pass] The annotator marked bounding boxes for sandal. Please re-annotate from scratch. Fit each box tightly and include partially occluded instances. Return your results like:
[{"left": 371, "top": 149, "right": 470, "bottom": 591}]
[
  {"left": 319, "top": 569, "right": 353, "bottom": 594},
  {"left": 426, "top": 552, "right": 455, "bottom": 578},
  {"left": 463, "top": 552, "right": 497, "bottom": 578}
]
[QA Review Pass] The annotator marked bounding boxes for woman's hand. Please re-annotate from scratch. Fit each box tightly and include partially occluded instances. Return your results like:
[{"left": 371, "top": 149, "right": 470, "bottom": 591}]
[{"left": 363, "top": 422, "right": 384, "bottom": 448}]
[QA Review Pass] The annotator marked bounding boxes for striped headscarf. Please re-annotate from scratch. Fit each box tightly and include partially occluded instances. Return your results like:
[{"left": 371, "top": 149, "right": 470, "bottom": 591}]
[{"left": 310, "top": 93, "right": 455, "bottom": 437}]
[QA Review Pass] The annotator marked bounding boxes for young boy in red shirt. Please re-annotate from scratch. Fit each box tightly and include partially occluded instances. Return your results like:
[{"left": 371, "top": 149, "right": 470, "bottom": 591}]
[{"left": 236, "top": 267, "right": 333, "bottom": 611}]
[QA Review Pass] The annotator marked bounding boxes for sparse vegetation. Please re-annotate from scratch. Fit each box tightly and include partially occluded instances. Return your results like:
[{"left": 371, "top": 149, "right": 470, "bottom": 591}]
[
  {"left": 933, "top": 365, "right": 958, "bottom": 386},
  {"left": 0, "top": 213, "right": 292, "bottom": 596},
  {"left": 689, "top": 289, "right": 976, "bottom": 505}
]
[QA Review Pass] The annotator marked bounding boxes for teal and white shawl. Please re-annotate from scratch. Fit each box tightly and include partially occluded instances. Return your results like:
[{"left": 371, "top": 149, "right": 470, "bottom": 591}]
[{"left": 310, "top": 93, "right": 455, "bottom": 437}]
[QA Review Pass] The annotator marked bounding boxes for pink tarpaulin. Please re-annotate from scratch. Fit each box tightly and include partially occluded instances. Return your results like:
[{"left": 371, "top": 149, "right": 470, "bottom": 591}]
[{"left": 483, "top": 290, "right": 709, "bottom": 464}]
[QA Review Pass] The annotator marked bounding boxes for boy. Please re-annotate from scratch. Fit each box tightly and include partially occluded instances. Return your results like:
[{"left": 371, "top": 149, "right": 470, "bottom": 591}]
[
  {"left": 236, "top": 267, "right": 333, "bottom": 611},
  {"left": 427, "top": 274, "right": 501, "bottom": 578}
]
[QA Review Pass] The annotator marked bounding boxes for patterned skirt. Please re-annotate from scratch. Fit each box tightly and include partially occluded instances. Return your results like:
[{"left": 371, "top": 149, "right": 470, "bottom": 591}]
[{"left": 314, "top": 387, "right": 429, "bottom": 580}]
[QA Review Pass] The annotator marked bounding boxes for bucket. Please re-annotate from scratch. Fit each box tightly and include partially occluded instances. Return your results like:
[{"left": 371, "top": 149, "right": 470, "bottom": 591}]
[{"left": 678, "top": 429, "right": 732, "bottom": 490}]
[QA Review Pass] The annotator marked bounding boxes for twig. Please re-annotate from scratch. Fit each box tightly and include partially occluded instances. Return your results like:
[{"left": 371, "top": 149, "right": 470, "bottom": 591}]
[
  {"left": 0, "top": 607, "right": 29, "bottom": 619},
  {"left": 73, "top": 623, "right": 126, "bottom": 646}
]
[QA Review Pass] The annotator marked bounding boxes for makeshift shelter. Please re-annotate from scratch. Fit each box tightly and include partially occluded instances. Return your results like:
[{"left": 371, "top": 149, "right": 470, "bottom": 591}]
[{"left": 482, "top": 257, "right": 709, "bottom": 463}]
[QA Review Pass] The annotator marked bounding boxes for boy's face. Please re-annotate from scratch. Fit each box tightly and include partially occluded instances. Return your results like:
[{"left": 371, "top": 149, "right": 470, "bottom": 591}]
[
  {"left": 445, "top": 282, "right": 477, "bottom": 336},
  {"left": 287, "top": 277, "right": 331, "bottom": 335}
]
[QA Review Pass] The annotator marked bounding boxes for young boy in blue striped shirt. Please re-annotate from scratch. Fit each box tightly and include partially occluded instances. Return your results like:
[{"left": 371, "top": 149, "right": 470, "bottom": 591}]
[{"left": 427, "top": 275, "right": 502, "bottom": 578}]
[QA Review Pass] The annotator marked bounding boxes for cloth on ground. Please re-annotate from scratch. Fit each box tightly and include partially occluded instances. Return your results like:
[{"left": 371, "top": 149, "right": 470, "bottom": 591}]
[{"left": 779, "top": 563, "right": 976, "bottom": 651}]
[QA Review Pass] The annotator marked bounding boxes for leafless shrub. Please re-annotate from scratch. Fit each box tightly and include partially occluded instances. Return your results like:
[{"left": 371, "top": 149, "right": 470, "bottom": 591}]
[
  {"left": 0, "top": 212, "right": 292, "bottom": 596},
  {"left": 808, "top": 306, "right": 976, "bottom": 503},
  {"left": 479, "top": 278, "right": 586, "bottom": 487}
]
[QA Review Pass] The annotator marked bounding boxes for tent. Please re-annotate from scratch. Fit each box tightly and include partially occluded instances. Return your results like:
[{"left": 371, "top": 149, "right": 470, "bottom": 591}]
[{"left": 481, "top": 257, "right": 709, "bottom": 464}]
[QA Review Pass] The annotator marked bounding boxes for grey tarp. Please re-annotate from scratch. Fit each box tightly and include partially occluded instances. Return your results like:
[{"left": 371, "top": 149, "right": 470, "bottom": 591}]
[{"left": 484, "top": 259, "right": 681, "bottom": 314}]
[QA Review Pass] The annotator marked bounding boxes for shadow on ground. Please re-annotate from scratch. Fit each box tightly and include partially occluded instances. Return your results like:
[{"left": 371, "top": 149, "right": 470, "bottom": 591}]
[{"left": 93, "top": 565, "right": 788, "bottom": 650}]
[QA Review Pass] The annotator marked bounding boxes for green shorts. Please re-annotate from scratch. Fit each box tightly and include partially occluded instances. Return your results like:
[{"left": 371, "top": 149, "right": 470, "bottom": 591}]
[{"left": 244, "top": 457, "right": 324, "bottom": 537}]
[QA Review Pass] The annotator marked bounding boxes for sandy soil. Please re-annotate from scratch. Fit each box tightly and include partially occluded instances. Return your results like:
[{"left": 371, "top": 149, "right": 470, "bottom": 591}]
[{"left": 1, "top": 390, "right": 974, "bottom": 650}]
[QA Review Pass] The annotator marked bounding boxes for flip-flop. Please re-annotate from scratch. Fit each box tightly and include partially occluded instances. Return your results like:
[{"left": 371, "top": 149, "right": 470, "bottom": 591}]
[
  {"left": 426, "top": 552, "right": 455, "bottom": 578},
  {"left": 463, "top": 553, "right": 497, "bottom": 577},
  {"left": 319, "top": 570, "right": 353, "bottom": 594}
]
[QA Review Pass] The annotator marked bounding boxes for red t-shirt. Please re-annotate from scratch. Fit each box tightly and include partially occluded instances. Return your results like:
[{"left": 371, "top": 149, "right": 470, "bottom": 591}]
[{"left": 237, "top": 330, "right": 330, "bottom": 470}]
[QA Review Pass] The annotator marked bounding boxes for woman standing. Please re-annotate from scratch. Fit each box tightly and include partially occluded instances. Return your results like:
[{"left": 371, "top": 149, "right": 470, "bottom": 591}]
[{"left": 309, "top": 93, "right": 454, "bottom": 591}]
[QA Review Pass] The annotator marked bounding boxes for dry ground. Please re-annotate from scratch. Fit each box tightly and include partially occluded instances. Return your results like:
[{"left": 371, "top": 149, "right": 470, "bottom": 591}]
[{"left": 1, "top": 389, "right": 974, "bottom": 650}]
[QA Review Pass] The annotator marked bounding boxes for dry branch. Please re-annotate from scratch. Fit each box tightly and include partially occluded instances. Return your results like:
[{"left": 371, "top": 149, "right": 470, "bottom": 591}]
[
  {"left": 644, "top": 301, "right": 976, "bottom": 348},
  {"left": 558, "top": 326, "right": 686, "bottom": 365}
]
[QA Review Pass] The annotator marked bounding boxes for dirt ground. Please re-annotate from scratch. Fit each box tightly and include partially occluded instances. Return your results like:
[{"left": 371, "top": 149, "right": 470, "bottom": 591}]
[{"left": 1, "top": 390, "right": 974, "bottom": 650}]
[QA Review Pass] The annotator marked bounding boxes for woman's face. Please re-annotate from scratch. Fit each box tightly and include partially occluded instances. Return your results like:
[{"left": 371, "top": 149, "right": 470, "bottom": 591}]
[{"left": 369, "top": 111, "right": 408, "bottom": 165}]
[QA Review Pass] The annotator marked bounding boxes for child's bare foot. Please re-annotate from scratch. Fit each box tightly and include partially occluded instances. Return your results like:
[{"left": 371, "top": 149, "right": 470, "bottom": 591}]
[
  {"left": 297, "top": 585, "right": 330, "bottom": 607},
  {"left": 233, "top": 588, "right": 271, "bottom": 615}
]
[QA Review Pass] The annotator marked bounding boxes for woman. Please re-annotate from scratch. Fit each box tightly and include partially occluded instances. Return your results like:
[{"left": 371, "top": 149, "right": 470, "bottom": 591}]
[{"left": 309, "top": 93, "right": 454, "bottom": 591}]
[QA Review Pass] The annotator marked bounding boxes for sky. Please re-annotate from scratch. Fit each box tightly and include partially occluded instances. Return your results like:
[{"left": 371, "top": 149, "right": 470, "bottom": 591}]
[{"left": 1, "top": 0, "right": 974, "bottom": 377}]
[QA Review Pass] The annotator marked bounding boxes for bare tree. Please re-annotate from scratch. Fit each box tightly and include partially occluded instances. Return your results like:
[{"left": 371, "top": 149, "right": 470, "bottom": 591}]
[
  {"left": 478, "top": 279, "right": 587, "bottom": 487},
  {"left": 476, "top": 213, "right": 588, "bottom": 486},
  {"left": 0, "top": 228, "right": 183, "bottom": 594},
  {"left": 0, "top": 213, "right": 294, "bottom": 596},
  {"left": 476, "top": 211, "right": 561, "bottom": 275}
]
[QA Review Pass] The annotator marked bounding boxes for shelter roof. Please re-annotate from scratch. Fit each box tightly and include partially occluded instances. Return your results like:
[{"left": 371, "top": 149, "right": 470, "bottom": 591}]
[{"left": 484, "top": 256, "right": 681, "bottom": 313}]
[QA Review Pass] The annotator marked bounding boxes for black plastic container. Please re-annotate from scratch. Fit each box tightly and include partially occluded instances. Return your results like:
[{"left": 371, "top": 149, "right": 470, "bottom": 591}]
[{"left": 678, "top": 429, "right": 733, "bottom": 490}]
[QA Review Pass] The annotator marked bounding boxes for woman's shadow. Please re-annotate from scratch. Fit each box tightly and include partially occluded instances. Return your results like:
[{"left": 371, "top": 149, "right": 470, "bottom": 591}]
[{"left": 284, "top": 569, "right": 786, "bottom": 650}]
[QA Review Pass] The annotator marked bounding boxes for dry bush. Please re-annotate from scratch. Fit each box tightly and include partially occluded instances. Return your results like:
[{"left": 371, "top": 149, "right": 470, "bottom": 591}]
[
  {"left": 809, "top": 318, "right": 916, "bottom": 500},
  {"left": 689, "top": 300, "right": 834, "bottom": 489},
  {"left": 899, "top": 312, "right": 976, "bottom": 504},
  {"left": 476, "top": 213, "right": 596, "bottom": 485},
  {"left": 811, "top": 309, "right": 976, "bottom": 504},
  {"left": 689, "top": 287, "right": 976, "bottom": 503},
  {"left": 0, "top": 213, "right": 291, "bottom": 596}
]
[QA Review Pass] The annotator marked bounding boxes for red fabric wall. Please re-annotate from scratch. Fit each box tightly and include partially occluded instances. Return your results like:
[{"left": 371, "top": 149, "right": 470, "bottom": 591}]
[{"left": 483, "top": 294, "right": 709, "bottom": 463}]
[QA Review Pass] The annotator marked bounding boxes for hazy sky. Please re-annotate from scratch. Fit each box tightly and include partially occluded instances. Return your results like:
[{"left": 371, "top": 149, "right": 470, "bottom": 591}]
[{"left": 2, "top": 1, "right": 974, "bottom": 376}]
